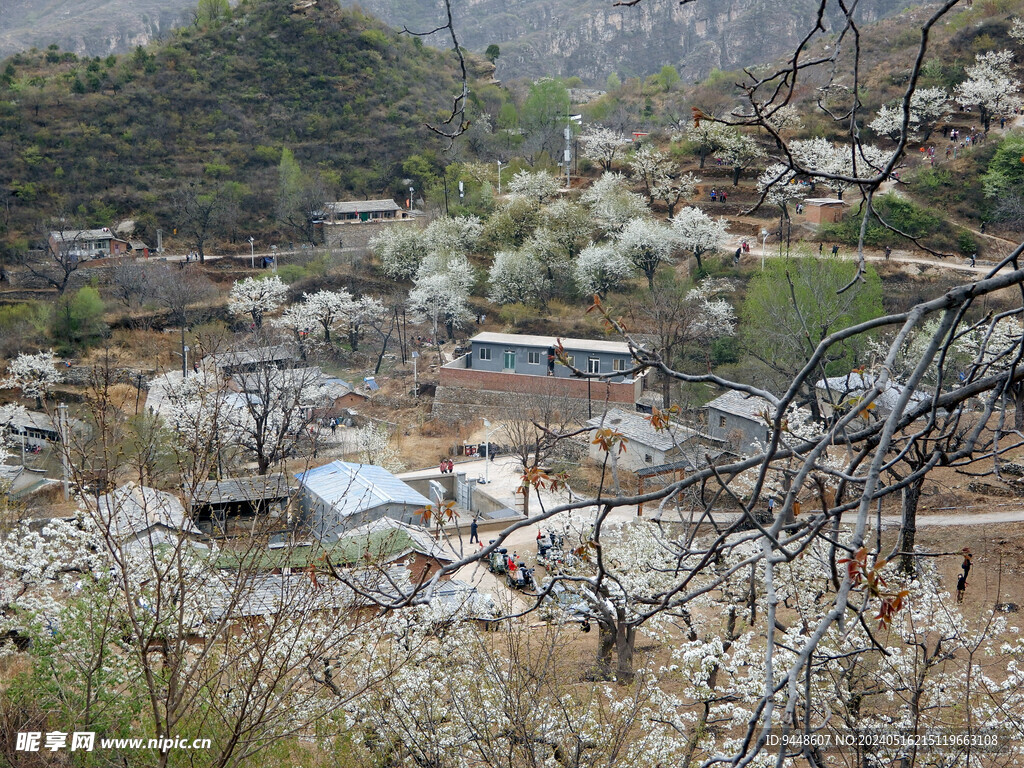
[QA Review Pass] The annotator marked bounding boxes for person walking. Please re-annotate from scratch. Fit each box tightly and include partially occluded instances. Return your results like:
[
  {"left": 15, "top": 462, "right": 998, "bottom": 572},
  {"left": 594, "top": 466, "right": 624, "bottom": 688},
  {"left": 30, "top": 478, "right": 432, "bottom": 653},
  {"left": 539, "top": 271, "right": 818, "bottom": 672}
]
[
  {"left": 469, "top": 517, "right": 479, "bottom": 544},
  {"left": 956, "top": 572, "right": 967, "bottom": 603},
  {"left": 884, "top": 246, "right": 892, "bottom": 261},
  {"left": 439, "top": 458, "right": 447, "bottom": 474},
  {"left": 970, "top": 252, "right": 976, "bottom": 267},
  {"left": 961, "top": 547, "right": 973, "bottom": 578},
  {"left": 831, "top": 244, "right": 840, "bottom": 257}
]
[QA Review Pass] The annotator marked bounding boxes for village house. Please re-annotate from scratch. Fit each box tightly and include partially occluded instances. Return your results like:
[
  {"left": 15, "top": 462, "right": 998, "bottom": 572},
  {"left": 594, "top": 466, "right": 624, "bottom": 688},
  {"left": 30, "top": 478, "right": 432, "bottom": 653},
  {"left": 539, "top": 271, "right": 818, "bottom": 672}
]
[
  {"left": 801, "top": 198, "right": 848, "bottom": 225},
  {"left": 318, "top": 198, "right": 419, "bottom": 250},
  {"left": 704, "top": 390, "right": 774, "bottom": 454},
  {"left": 296, "top": 460, "right": 433, "bottom": 539},
  {"left": 585, "top": 407, "right": 722, "bottom": 472},
  {"left": 435, "top": 332, "right": 647, "bottom": 419},
  {"left": 187, "top": 474, "right": 293, "bottom": 537},
  {"left": 96, "top": 482, "right": 204, "bottom": 550},
  {"left": 815, "top": 371, "right": 930, "bottom": 419},
  {"left": 48, "top": 227, "right": 131, "bottom": 261}
]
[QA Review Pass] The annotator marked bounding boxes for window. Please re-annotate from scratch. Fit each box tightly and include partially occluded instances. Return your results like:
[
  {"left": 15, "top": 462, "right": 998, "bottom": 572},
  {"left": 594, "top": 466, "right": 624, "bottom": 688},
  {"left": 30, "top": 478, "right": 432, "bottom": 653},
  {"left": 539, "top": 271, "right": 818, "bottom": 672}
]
[
  {"left": 612, "top": 358, "right": 625, "bottom": 372},
  {"left": 588, "top": 358, "right": 601, "bottom": 374},
  {"left": 503, "top": 350, "right": 516, "bottom": 369},
  {"left": 719, "top": 415, "right": 727, "bottom": 428},
  {"left": 528, "top": 350, "right": 541, "bottom": 365},
  {"left": 478, "top": 347, "right": 491, "bottom": 361}
]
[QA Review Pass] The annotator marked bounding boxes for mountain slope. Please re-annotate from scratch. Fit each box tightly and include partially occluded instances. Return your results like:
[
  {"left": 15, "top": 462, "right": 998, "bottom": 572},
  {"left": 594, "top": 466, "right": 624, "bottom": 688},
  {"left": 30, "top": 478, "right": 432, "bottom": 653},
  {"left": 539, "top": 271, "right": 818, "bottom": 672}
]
[
  {"left": 0, "top": 0, "right": 471, "bottom": 243},
  {"left": 0, "top": 0, "right": 186, "bottom": 60},
  {"left": 338, "top": 0, "right": 918, "bottom": 84}
]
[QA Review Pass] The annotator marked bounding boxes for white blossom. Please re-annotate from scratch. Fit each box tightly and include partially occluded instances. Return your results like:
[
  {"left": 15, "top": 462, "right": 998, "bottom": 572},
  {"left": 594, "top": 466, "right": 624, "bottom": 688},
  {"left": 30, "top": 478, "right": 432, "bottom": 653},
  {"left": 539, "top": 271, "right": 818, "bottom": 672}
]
[
  {"left": 574, "top": 242, "right": 634, "bottom": 298},
  {"left": 954, "top": 50, "right": 1023, "bottom": 130},
  {"left": 579, "top": 126, "right": 629, "bottom": 170},
  {"left": 2, "top": 350, "right": 63, "bottom": 404},
  {"left": 616, "top": 217, "right": 678, "bottom": 289},
  {"left": 487, "top": 249, "right": 549, "bottom": 305},
  {"left": 869, "top": 87, "right": 951, "bottom": 140},
  {"left": 671, "top": 206, "right": 728, "bottom": 270},
  {"left": 579, "top": 172, "right": 650, "bottom": 235},
  {"left": 227, "top": 275, "right": 288, "bottom": 329},
  {"left": 506, "top": 169, "right": 561, "bottom": 203}
]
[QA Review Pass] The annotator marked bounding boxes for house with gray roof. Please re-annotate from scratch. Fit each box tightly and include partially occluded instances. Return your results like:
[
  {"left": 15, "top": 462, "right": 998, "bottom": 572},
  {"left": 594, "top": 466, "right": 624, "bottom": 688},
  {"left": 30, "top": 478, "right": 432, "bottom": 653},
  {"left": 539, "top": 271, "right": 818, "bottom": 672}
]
[
  {"left": 585, "top": 407, "right": 721, "bottom": 472},
  {"left": 296, "top": 460, "right": 433, "bottom": 539},
  {"left": 815, "top": 371, "right": 930, "bottom": 419},
  {"left": 323, "top": 199, "right": 407, "bottom": 223},
  {"left": 96, "top": 482, "right": 203, "bottom": 549},
  {"left": 705, "top": 391, "right": 774, "bottom": 454}
]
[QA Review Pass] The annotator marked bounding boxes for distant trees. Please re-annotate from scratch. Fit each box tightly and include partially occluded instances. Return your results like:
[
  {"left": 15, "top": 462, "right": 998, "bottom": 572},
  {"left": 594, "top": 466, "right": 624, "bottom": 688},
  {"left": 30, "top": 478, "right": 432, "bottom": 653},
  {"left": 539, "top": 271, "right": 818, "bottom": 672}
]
[
  {"left": 488, "top": 249, "right": 548, "bottom": 305},
  {"left": 171, "top": 182, "right": 222, "bottom": 262},
  {"left": 2, "top": 349, "right": 62, "bottom": 408},
  {"left": 228, "top": 275, "right": 288, "bottom": 330},
  {"left": 579, "top": 172, "right": 649, "bottom": 236},
  {"left": 276, "top": 148, "right": 329, "bottom": 246},
  {"left": 579, "top": 127, "right": 629, "bottom": 171},
  {"left": 520, "top": 79, "right": 571, "bottom": 160},
  {"left": 671, "top": 207, "right": 727, "bottom": 272},
  {"left": 869, "top": 87, "right": 950, "bottom": 141},
  {"left": 52, "top": 286, "right": 107, "bottom": 349},
  {"left": 954, "top": 50, "right": 1023, "bottom": 131},
  {"left": 505, "top": 170, "right": 560, "bottom": 203},
  {"left": 574, "top": 242, "right": 633, "bottom": 298},
  {"left": 616, "top": 218, "right": 677, "bottom": 290},
  {"left": 742, "top": 255, "right": 883, "bottom": 419},
  {"left": 628, "top": 144, "right": 699, "bottom": 218},
  {"left": 485, "top": 44, "right": 500, "bottom": 63},
  {"left": 407, "top": 254, "right": 474, "bottom": 341},
  {"left": 27, "top": 217, "right": 84, "bottom": 296}
]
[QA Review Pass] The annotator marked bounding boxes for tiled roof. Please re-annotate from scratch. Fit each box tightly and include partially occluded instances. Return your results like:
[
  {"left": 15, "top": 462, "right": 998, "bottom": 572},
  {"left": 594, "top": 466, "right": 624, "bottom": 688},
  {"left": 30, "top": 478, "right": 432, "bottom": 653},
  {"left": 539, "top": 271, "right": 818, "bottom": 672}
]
[
  {"left": 326, "top": 199, "right": 401, "bottom": 214},
  {"left": 190, "top": 474, "right": 292, "bottom": 507},
  {"left": 705, "top": 390, "right": 774, "bottom": 422},
  {"left": 586, "top": 407, "right": 707, "bottom": 452}
]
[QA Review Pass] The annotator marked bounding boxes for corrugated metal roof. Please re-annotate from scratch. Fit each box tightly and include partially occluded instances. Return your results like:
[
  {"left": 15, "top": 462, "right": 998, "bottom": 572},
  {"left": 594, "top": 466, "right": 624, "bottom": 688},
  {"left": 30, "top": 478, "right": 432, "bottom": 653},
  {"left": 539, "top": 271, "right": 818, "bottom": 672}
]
[
  {"left": 470, "top": 331, "right": 631, "bottom": 355},
  {"left": 297, "top": 461, "right": 432, "bottom": 519},
  {"left": 96, "top": 482, "right": 200, "bottom": 540}
]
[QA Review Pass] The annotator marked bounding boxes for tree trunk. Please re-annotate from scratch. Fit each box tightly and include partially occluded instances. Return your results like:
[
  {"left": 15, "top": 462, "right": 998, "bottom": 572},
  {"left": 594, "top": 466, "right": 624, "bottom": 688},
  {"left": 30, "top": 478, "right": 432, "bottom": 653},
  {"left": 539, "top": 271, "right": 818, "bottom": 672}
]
[
  {"left": 596, "top": 624, "right": 615, "bottom": 678},
  {"left": 732, "top": 166, "right": 741, "bottom": 186},
  {"left": 615, "top": 623, "right": 636, "bottom": 683},
  {"left": 699, "top": 146, "right": 707, "bottom": 169},
  {"left": 1014, "top": 382, "right": 1024, "bottom": 431},
  {"left": 899, "top": 478, "right": 922, "bottom": 575}
]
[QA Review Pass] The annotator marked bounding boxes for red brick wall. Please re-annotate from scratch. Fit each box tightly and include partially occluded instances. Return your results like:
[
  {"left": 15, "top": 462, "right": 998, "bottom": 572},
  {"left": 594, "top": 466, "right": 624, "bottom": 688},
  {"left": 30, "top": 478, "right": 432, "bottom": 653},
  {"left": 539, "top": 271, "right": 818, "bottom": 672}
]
[{"left": 439, "top": 367, "right": 639, "bottom": 403}]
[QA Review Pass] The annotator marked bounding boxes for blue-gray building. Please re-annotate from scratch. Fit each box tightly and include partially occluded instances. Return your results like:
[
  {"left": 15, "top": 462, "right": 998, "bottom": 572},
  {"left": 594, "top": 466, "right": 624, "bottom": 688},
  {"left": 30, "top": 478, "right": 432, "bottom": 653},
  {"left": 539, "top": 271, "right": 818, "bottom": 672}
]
[
  {"left": 296, "top": 461, "right": 433, "bottom": 540},
  {"left": 463, "top": 332, "right": 635, "bottom": 380}
]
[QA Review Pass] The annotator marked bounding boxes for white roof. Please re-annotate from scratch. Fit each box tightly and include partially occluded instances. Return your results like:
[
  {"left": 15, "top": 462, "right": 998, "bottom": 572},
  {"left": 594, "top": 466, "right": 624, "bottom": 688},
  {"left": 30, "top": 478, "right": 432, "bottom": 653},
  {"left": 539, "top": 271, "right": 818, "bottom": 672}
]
[
  {"left": 49, "top": 228, "right": 116, "bottom": 242},
  {"left": 297, "top": 461, "right": 432, "bottom": 519},
  {"left": 96, "top": 482, "right": 201, "bottom": 541},
  {"left": 803, "top": 198, "right": 847, "bottom": 205},
  {"left": 705, "top": 390, "right": 773, "bottom": 422},
  {"left": 586, "top": 408, "right": 706, "bottom": 452},
  {"left": 471, "top": 331, "right": 631, "bottom": 355},
  {"left": 326, "top": 199, "right": 401, "bottom": 214},
  {"left": 816, "top": 372, "right": 930, "bottom": 412}
]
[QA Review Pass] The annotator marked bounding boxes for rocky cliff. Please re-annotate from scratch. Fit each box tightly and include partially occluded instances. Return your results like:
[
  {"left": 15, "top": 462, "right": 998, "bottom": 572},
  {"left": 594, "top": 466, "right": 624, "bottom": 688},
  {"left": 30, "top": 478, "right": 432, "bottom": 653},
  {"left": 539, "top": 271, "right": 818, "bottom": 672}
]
[
  {"left": 0, "top": 0, "right": 185, "bottom": 59},
  {"left": 341, "top": 0, "right": 916, "bottom": 84}
]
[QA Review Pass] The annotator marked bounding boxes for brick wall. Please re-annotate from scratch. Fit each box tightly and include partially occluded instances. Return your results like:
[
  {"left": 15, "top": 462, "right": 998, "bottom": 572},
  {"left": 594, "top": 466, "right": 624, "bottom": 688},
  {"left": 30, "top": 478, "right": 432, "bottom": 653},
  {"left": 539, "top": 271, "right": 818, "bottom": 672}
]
[{"left": 439, "top": 367, "right": 639, "bottom": 403}]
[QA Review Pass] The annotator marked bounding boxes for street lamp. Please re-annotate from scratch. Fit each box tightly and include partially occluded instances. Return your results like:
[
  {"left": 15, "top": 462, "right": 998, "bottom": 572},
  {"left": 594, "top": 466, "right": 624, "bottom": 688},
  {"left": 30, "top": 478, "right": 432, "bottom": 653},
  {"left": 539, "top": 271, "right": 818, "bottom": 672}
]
[
  {"left": 483, "top": 418, "right": 495, "bottom": 485},
  {"left": 248, "top": 236, "right": 255, "bottom": 268},
  {"left": 760, "top": 228, "right": 769, "bottom": 270},
  {"left": 408, "top": 185, "right": 414, "bottom": 211},
  {"left": 496, "top": 160, "right": 505, "bottom": 195}
]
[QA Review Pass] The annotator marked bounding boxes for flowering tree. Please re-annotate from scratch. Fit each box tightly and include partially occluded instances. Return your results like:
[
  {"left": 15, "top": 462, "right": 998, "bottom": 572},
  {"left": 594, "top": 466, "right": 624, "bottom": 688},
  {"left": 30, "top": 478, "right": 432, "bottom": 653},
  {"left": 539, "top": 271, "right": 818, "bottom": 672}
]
[
  {"left": 671, "top": 206, "right": 728, "bottom": 271},
  {"left": 487, "top": 248, "right": 549, "bottom": 306},
  {"left": 954, "top": 50, "right": 1023, "bottom": 131},
  {"left": 2, "top": 350, "right": 63, "bottom": 408},
  {"left": 579, "top": 126, "right": 629, "bottom": 170},
  {"left": 869, "top": 86, "right": 950, "bottom": 141},
  {"left": 1012, "top": 16, "right": 1024, "bottom": 45},
  {"left": 369, "top": 225, "right": 429, "bottom": 280},
  {"left": 718, "top": 130, "right": 765, "bottom": 186},
  {"left": 756, "top": 162, "right": 805, "bottom": 219},
  {"left": 408, "top": 254, "right": 475, "bottom": 341},
  {"left": 296, "top": 289, "right": 357, "bottom": 343},
  {"left": 574, "top": 242, "right": 634, "bottom": 298},
  {"left": 615, "top": 218, "right": 678, "bottom": 290},
  {"left": 579, "top": 172, "right": 649, "bottom": 236},
  {"left": 354, "top": 423, "right": 404, "bottom": 472},
  {"left": 506, "top": 169, "right": 561, "bottom": 203},
  {"left": 628, "top": 144, "right": 700, "bottom": 218},
  {"left": 682, "top": 120, "right": 733, "bottom": 168},
  {"left": 790, "top": 138, "right": 892, "bottom": 199},
  {"left": 227, "top": 275, "right": 288, "bottom": 330}
]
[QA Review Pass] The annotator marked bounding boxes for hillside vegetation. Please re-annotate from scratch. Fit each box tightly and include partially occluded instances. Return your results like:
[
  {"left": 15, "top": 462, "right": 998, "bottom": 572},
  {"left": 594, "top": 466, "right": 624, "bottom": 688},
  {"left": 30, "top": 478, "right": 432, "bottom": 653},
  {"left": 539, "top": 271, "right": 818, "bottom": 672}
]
[{"left": 0, "top": 0, "right": 474, "bottom": 252}]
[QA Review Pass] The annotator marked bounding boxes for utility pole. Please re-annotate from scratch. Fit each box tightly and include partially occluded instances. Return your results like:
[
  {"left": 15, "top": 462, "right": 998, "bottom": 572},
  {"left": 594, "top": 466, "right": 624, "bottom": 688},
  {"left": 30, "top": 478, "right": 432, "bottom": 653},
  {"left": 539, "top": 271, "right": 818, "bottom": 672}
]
[{"left": 58, "top": 403, "right": 70, "bottom": 501}]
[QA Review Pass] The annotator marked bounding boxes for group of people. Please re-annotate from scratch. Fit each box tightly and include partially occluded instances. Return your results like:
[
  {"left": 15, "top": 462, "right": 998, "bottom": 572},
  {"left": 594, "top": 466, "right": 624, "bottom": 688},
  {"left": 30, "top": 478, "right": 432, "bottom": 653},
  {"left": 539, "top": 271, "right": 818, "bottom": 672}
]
[
  {"left": 439, "top": 458, "right": 455, "bottom": 474},
  {"left": 709, "top": 188, "right": 728, "bottom": 203},
  {"left": 956, "top": 547, "right": 973, "bottom": 603}
]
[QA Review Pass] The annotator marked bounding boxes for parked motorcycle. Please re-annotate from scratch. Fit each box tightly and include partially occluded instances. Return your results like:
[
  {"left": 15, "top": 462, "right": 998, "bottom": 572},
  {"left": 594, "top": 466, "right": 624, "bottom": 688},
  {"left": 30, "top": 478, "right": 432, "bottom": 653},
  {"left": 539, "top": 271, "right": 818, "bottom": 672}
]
[{"left": 506, "top": 566, "right": 536, "bottom": 592}]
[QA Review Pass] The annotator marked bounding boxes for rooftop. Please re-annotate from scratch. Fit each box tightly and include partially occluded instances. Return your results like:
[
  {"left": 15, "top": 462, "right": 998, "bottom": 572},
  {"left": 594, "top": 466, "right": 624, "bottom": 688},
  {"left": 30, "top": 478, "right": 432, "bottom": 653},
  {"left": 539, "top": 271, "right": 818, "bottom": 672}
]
[
  {"left": 190, "top": 474, "right": 293, "bottom": 507},
  {"left": 470, "top": 331, "right": 631, "bottom": 355},
  {"left": 803, "top": 198, "right": 847, "bottom": 205},
  {"left": 205, "top": 344, "right": 299, "bottom": 370},
  {"left": 326, "top": 199, "right": 402, "bottom": 215},
  {"left": 586, "top": 407, "right": 709, "bottom": 453},
  {"left": 96, "top": 482, "right": 200, "bottom": 540},
  {"left": 816, "top": 371, "right": 930, "bottom": 412},
  {"left": 296, "top": 460, "right": 432, "bottom": 519},
  {"left": 49, "top": 228, "right": 117, "bottom": 242},
  {"left": 705, "top": 390, "right": 774, "bottom": 422}
]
